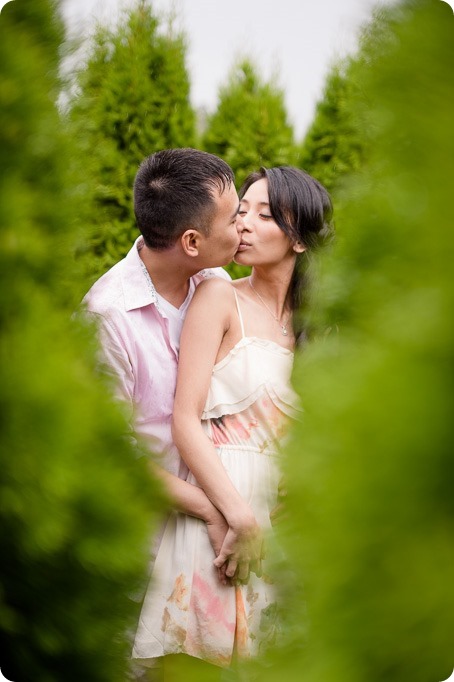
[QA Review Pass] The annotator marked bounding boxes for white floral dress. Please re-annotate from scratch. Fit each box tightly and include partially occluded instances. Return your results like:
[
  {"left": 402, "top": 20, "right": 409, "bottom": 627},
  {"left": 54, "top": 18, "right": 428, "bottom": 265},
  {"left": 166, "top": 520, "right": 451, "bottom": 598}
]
[{"left": 132, "top": 291, "right": 300, "bottom": 667}]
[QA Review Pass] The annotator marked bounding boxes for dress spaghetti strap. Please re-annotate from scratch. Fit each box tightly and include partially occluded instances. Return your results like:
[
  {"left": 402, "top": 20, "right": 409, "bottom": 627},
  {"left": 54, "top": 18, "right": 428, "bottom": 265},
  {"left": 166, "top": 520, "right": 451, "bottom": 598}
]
[{"left": 233, "top": 288, "right": 246, "bottom": 339}]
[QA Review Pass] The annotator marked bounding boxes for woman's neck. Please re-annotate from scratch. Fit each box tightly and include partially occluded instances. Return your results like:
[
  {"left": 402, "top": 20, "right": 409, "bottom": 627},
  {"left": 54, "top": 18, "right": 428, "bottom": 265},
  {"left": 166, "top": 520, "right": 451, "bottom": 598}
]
[{"left": 249, "top": 264, "right": 293, "bottom": 316}]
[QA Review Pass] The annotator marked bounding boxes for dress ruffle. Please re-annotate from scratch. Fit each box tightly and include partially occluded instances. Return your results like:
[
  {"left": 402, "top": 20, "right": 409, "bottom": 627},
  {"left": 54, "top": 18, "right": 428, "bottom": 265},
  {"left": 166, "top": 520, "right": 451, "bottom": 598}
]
[{"left": 201, "top": 337, "right": 300, "bottom": 420}]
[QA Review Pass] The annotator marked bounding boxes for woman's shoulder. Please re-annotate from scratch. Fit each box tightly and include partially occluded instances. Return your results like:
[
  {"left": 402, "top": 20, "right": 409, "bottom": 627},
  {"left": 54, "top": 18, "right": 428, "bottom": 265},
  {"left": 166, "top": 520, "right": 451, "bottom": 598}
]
[
  {"left": 188, "top": 275, "right": 237, "bottom": 322},
  {"left": 194, "top": 275, "right": 235, "bottom": 298},
  {"left": 184, "top": 274, "right": 236, "bottom": 335}
]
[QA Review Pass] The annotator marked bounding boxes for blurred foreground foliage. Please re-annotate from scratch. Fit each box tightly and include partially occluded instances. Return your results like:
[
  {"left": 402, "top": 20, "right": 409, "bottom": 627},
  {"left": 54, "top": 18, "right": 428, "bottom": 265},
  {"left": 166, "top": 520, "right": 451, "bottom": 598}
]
[
  {"left": 0, "top": 1, "right": 165, "bottom": 680},
  {"left": 260, "top": 2, "right": 454, "bottom": 682}
]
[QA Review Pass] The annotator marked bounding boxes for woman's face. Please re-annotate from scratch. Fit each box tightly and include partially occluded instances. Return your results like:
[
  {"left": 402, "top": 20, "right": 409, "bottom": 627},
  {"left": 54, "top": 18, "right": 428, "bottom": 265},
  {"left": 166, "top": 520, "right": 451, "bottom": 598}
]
[{"left": 234, "top": 178, "right": 295, "bottom": 267}]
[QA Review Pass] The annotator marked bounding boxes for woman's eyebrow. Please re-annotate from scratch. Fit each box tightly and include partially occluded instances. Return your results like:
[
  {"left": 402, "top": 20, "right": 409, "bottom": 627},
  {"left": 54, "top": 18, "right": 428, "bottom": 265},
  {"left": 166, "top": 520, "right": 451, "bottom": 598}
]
[{"left": 239, "top": 199, "right": 270, "bottom": 207}]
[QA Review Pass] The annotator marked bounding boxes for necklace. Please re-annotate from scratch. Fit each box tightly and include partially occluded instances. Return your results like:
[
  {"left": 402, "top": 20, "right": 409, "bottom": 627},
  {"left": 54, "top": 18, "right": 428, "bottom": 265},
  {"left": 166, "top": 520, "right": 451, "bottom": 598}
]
[{"left": 248, "top": 279, "right": 290, "bottom": 336}]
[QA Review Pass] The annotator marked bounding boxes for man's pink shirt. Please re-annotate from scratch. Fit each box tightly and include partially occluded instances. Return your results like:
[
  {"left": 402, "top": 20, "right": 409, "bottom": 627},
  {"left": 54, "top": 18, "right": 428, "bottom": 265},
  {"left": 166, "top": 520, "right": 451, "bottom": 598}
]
[{"left": 82, "top": 236, "right": 230, "bottom": 479}]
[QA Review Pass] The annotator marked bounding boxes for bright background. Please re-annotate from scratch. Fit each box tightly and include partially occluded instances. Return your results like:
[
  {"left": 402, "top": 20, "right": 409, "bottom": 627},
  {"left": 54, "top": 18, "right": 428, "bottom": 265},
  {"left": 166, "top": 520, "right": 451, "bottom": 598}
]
[{"left": 60, "top": 0, "right": 397, "bottom": 138}]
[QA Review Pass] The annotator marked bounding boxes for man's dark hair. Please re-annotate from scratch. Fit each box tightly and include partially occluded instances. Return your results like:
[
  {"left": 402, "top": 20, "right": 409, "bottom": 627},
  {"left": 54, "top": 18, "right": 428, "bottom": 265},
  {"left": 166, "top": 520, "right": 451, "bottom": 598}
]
[{"left": 133, "top": 148, "right": 235, "bottom": 250}]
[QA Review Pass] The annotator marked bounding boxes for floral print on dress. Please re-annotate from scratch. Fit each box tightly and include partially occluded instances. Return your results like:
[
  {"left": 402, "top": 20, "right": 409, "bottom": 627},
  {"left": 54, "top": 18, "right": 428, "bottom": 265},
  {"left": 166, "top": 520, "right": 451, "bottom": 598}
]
[{"left": 208, "top": 393, "right": 288, "bottom": 450}]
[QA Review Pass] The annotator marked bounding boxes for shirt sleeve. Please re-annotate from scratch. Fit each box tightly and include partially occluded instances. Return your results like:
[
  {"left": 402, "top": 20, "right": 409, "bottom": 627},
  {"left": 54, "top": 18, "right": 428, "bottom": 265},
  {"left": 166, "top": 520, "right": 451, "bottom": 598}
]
[
  {"left": 85, "top": 311, "right": 135, "bottom": 410},
  {"left": 208, "top": 266, "right": 232, "bottom": 281},
  {"left": 84, "top": 310, "right": 150, "bottom": 457}
]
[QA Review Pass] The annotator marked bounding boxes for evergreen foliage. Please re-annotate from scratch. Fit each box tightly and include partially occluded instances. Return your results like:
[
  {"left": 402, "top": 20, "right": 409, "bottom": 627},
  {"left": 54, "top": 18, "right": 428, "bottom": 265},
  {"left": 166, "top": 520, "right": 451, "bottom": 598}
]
[
  {"left": 68, "top": 0, "right": 196, "bottom": 282},
  {"left": 201, "top": 58, "right": 298, "bottom": 187},
  {"left": 202, "top": 58, "right": 298, "bottom": 279},
  {"left": 255, "top": 2, "right": 454, "bottom": 681},
  {"left": 299, "top": 59, "right": 365, "bottom": 193},
  {"left": 0, "top": 1, "right": 165, "bottom": 680}
]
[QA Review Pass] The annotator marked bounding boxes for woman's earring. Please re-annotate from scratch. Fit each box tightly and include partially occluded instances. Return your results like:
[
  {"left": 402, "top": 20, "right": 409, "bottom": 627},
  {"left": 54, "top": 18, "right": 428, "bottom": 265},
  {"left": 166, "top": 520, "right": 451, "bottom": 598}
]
[{"left": 293, "top": 241, "right": 305, "bottom": 254}]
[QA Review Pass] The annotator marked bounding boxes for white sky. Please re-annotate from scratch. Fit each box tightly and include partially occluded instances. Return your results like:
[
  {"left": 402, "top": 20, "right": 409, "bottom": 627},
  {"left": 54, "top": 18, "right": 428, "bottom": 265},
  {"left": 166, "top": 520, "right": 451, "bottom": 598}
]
[{"left": 60, "top": 0, "right": 399, "bottom": 139}]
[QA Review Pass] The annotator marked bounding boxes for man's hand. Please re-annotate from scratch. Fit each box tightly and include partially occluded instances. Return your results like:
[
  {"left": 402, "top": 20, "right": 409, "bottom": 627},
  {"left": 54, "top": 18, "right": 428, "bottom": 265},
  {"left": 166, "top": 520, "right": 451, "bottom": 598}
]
[
  {"left": 213, "top": 510, "right": 264, "bottom": 585},
  {"left": 270, "top": 477, "right": 288, "bottom": 526},
  {"left": 205, "top": 507, "right": 229, "bottom": 557}
]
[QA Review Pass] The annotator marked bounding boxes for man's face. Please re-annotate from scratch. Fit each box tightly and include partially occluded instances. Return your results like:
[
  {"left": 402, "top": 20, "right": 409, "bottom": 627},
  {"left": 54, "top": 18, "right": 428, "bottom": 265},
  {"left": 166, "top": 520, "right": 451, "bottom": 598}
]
[{"left": 198, "top": 183, "right": 241, "bottom": 267}]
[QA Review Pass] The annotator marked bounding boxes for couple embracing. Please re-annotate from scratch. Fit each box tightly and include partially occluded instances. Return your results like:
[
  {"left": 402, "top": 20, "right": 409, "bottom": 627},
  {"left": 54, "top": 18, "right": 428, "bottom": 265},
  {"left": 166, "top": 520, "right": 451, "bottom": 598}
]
[{"left": 82, "top": 148, "right": 333, "bottom": 677}]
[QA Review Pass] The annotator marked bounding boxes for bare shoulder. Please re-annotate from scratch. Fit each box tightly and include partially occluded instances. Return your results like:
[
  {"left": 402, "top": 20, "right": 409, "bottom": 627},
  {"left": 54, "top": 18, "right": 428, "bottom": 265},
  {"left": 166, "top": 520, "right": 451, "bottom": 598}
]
[
  {"left": 193, "top": 276, "right": 235, "bottom": 301},
  {"left": 186, "top": 277, "right": 237, "bottom": 334}
]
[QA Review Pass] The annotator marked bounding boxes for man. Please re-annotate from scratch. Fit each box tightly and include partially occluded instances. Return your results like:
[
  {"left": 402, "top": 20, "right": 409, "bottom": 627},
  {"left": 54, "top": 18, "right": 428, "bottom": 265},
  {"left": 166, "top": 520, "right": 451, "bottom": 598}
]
[{"left": 82, "top": 148, "right": 241, "bottom": 554}]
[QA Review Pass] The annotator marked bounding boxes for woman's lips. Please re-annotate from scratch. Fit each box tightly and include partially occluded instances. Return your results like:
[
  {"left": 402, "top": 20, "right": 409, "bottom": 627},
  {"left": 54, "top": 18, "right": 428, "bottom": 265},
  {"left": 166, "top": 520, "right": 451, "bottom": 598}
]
[{"left": 236, "top": 242, "right": 251, "bottom": 252}]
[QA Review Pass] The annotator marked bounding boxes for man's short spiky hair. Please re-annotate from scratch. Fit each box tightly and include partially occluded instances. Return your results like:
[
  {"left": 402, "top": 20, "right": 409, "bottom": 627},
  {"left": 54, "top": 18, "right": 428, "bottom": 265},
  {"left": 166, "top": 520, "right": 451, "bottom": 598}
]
[{"left": 134, "top": 148, "right": 235, "bottom": 250}]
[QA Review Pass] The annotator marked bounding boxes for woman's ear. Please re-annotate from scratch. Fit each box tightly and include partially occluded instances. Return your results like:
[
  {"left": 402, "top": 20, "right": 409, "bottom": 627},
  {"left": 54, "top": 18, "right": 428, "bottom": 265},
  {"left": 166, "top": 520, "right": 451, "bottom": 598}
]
[
  {"left": 181, "top": 229, "right": 201, "bottom": 257},
  {"left": 293, "top": 241, "right": 306, "bottom": 254}
]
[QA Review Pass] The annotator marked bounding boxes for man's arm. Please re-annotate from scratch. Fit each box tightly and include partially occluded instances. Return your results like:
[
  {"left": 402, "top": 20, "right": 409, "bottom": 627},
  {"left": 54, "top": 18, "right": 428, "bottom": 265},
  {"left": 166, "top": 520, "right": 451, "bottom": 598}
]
[
  {"left": 85, "top": 310, "right": 229, "bottom": 557},
  {"left": 151, "top": 465, "right": 228, "bottom": 559}
]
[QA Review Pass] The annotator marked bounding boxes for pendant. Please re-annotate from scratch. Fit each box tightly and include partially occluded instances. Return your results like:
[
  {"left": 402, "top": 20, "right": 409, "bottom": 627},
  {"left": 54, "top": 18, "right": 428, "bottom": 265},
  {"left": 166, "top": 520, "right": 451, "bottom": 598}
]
[{"left": 282, "top": 327, "right": 288, "bottom": 336}]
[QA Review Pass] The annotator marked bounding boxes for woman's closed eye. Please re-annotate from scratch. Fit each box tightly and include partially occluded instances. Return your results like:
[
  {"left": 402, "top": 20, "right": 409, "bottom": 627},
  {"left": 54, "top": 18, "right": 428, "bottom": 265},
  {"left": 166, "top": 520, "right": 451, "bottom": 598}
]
[{"left": 237, "top": 207, "right": 272, "bottom": 220}]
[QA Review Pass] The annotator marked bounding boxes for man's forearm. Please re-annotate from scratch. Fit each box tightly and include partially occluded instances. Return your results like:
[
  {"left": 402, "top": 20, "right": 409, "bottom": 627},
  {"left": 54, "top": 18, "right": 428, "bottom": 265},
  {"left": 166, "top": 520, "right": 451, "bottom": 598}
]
[
  {"left": 150, "top": 461, "right": 220, "bottom": 523},
  {"left": 150, "top": 462, "right": 228, "bottom": 558}
]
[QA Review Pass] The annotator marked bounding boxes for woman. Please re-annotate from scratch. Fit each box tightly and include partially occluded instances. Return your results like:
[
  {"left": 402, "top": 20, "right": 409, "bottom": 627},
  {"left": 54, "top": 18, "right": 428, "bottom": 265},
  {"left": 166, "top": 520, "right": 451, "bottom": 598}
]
[{"left": 132, "top": 166, "right": 333, "bottom": 672}]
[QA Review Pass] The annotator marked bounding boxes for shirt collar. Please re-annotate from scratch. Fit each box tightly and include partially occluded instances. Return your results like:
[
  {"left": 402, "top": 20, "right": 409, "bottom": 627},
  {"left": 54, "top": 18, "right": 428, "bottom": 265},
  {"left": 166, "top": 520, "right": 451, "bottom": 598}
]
[
  {"left": 121, "top": 236, "right": 160, "bottom": 312},
  {"left": 121, "top": 235, "right": 216, "bottom": 312}
]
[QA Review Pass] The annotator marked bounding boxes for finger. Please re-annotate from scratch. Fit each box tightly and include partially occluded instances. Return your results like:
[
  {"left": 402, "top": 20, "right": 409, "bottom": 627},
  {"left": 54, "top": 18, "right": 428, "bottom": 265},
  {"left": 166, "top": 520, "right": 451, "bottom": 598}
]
[
  {"left": 237, "top": 562, "right": 250, "bottom": 583},
  {"left": 217, "top": 565, "right": 228, "bottom": 586},
  {"left": 218, "top": 562, "right": 230, "bottom": 585},
  {"left": 225, "top": 559, "right": 238, "bottom": 578},
  {"left": 249, "top": 559, "right": 262, "bottom": 578},
  {"left": 213, "top": 551, "right": 229, "bottom": 568}
]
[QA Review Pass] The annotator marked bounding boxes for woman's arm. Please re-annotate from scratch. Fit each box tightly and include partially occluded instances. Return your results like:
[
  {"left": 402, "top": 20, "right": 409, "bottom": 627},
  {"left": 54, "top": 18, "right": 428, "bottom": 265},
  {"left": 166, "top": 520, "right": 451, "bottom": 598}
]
[{"left": 172, "top": 278, "right": 262, "bottom": 582}]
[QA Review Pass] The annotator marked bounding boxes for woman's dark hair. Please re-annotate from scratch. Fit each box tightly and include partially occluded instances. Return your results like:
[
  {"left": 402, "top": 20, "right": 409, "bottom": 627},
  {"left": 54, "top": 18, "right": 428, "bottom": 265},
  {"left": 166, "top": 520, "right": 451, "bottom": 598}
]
[
  {"left": 134, "top": 148, "right": 235, "bottom": 250},
  {"left": 239, "top": 166, "right": 334, "bottom": 339}
]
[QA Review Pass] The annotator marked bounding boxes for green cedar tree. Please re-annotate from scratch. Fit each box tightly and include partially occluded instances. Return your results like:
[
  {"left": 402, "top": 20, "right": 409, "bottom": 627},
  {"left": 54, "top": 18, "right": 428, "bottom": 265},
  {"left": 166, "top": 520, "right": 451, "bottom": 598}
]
[
  {"left": 299, "top": 59, "right": 365, "bottom": 194},
  {"left": 202, "top": 59, "right": 298, "bottom": 279},
  {"left": 68, "top": 0, "right": 196, "bottom": 282}
]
